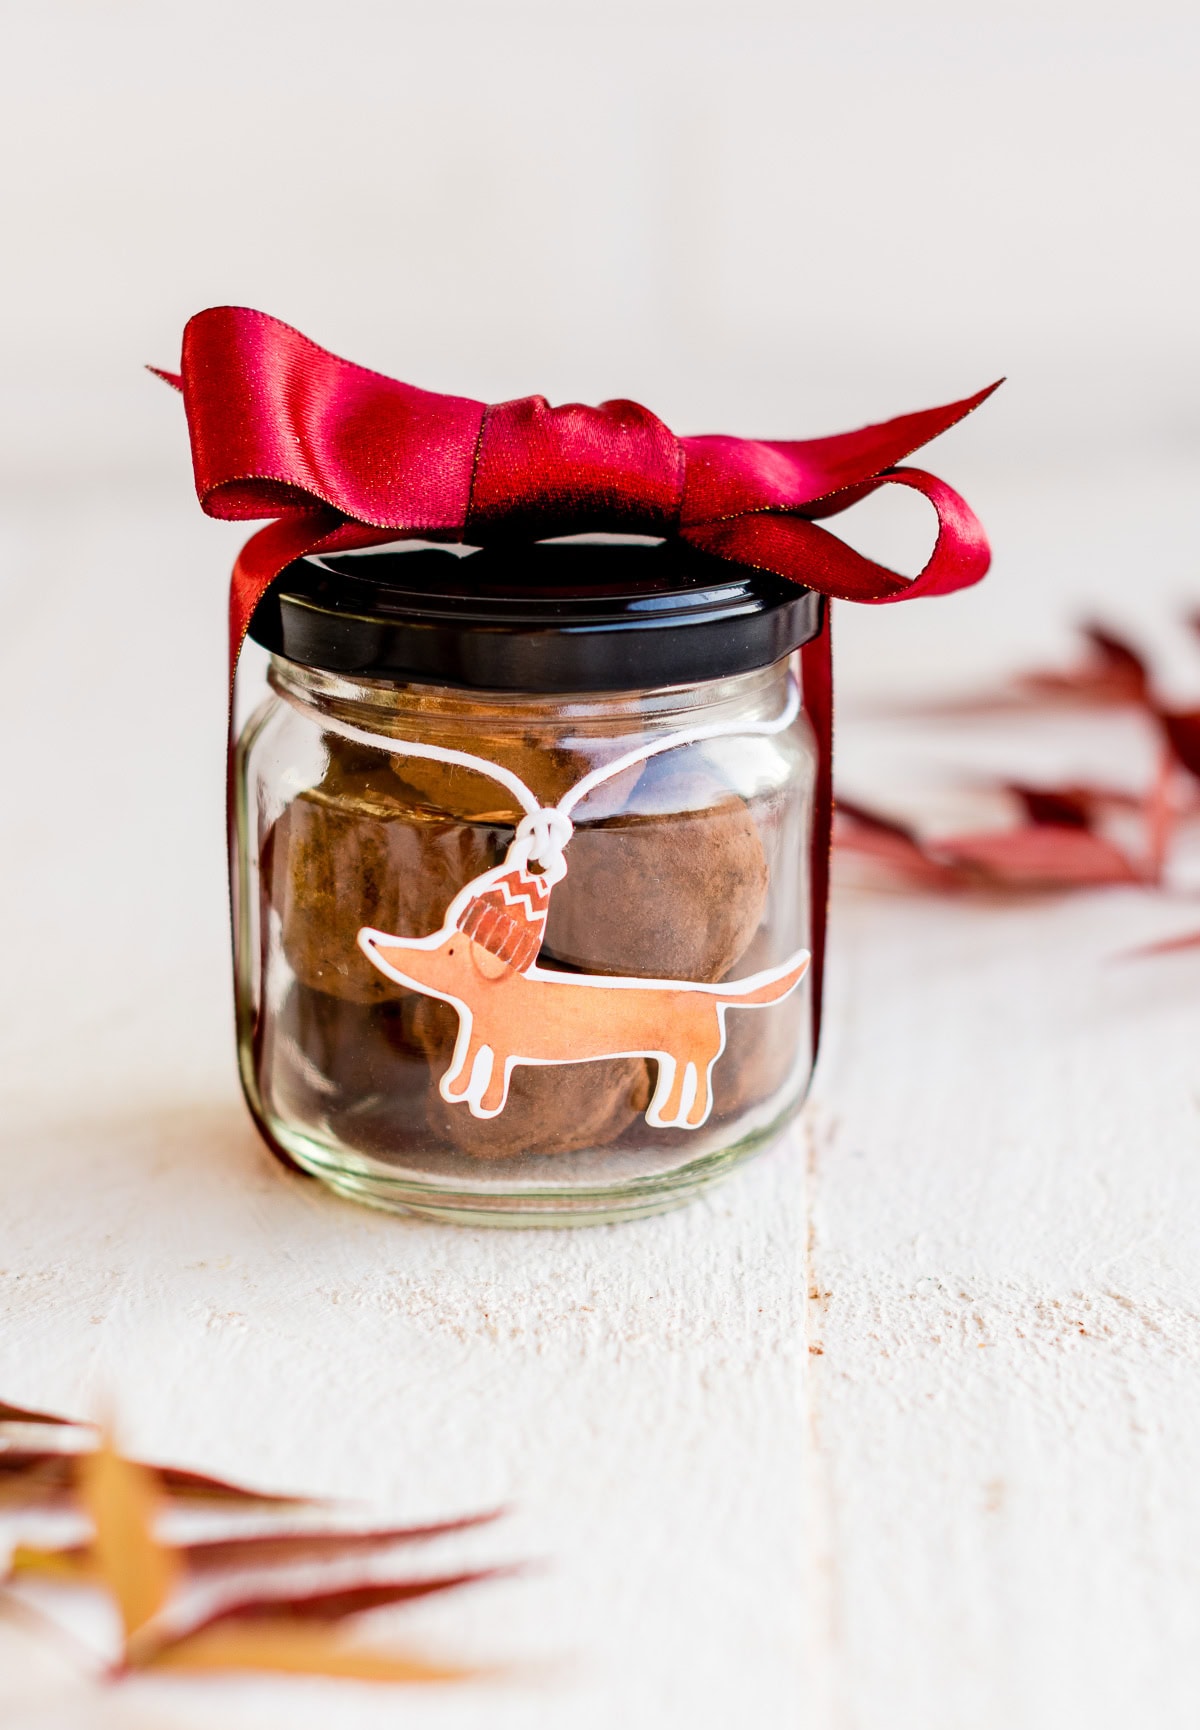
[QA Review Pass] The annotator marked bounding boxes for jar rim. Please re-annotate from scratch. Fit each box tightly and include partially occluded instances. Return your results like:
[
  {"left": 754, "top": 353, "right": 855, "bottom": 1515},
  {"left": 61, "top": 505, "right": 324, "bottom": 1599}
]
[{"left": 247, "top": 538, "right": 823, "bottom": 694}]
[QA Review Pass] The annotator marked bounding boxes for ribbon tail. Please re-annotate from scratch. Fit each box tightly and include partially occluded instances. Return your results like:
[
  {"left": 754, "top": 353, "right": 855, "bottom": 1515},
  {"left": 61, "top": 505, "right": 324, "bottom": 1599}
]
[
  {"left": 765, "top": 379, "right": 1002, "bottom": 502},
  {"left": 679, "top": 466, "right": 991, "bottom": 605},
  {"left": 800, "top": 611, "right": 833, "bottom": 1067},
  {"left": 229, "top": 512, "right": 396, "bottom": 691}
]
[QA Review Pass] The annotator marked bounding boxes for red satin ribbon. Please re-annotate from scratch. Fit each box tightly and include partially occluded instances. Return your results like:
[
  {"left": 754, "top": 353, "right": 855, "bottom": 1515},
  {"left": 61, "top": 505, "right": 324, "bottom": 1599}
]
[
  {"left": 158, "top": 305, "right": 999, "bottom": 676},
  {"left": 159, "top": 305, "right": 999, "bottom": 1073}
]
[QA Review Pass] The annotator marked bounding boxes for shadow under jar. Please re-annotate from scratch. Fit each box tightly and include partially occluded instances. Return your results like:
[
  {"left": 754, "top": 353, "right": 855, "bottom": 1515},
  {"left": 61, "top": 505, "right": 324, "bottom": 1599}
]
[{"left": 233, "top": 539, "right": 823, "bottom": 1225}]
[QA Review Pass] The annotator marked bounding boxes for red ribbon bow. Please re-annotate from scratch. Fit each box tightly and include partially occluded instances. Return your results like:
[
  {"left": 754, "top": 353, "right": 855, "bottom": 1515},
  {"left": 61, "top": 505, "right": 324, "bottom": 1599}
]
[{"left": 158, "top": 306, "right": 999, "bottom": 675}]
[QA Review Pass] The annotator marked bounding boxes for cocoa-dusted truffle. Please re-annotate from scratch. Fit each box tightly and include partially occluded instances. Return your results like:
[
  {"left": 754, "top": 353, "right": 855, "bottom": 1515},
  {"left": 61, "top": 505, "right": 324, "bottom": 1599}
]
[
  {"left": 543, "top": 753, "right": 768, "bottom": 982},
  {"left": 267, "top": 753, "right": 506, "bottom": 1004},
  {"left": 411, "top": 997, "right": 652, "bottom": 1159},
  {"left": 714, "top": 989, "right": 806, "bottom": 1121},
  {"left": 267, "top": 981, "right": 417, "bottom": 1104},
  {"left": 390, "top": 732, "right": 642, "bottom": 823}
]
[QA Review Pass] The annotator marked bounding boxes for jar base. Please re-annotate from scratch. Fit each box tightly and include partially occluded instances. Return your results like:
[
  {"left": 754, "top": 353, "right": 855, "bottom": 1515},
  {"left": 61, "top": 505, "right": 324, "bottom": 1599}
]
[{"left": 258, "top": 1104, "right": 803, "bottom": 1228}]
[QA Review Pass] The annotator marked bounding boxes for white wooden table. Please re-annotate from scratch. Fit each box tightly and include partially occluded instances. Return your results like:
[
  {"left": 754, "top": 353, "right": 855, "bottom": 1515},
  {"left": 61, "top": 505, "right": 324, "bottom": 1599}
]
[{"left": 3, "top": 466, "right": 1199, "bottom": 1727}]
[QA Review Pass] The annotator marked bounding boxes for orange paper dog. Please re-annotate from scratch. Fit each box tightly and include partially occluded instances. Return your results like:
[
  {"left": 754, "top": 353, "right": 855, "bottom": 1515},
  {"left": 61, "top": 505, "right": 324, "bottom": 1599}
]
[{"left": 359, "top": 861, "right": 808, "bottom": 1131}]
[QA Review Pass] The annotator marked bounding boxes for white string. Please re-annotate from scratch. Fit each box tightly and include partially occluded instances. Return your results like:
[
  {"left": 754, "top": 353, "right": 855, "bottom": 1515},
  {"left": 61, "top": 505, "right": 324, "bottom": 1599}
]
[
  {"left": 314, "top": 718, "right": 543, "bottom": 818},
  {"left": 557, "top": 677, "right": 800, "bottom": 818},
  {"left": 315, "top": 675, "right": 800, "bottom": 879}
]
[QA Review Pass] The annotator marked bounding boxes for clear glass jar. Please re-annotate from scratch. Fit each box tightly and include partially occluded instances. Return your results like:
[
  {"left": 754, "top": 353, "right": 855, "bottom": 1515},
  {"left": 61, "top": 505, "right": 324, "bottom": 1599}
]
[{"left": 232, "top": 541, "right": 821, "bottom": 1224}]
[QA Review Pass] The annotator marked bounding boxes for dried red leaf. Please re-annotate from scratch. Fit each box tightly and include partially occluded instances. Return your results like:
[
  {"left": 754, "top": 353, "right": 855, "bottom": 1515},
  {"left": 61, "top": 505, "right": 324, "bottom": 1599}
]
[
  {"left": 0, "top": 1447, "right": 296, "bottom": 1505},
  {"left": 1006, "top": 784, "right": 1094, "bottom": 829},
  {"left": 181, "top": 1511, "right": 502, "bottom": 1572},
  {"left": 1116, "top": 927, "right": 1200, "bottom": 960},
  {"left": 0, "top": 1401, "right": 72, "bottom": 1426},
  {"left": 155, "top": 1567, "right": 509, "bottom": 1645},
  {"left": 155, "top": 1464, "right": 301, "bottom": 1503},
  {"left": 0, "top": 1459, "right": 76, "bottom": 1507},
  {"left": 1157, "top": 708, "right": 1200, "bottom": 781},
  {"left": 1082, "top": 625, "right": 1150, "bottom": 700},
  {"left": 1142, "top": 739, "right": 1179, "bottom": 884},
  {"left": 835, "top": 798, "right": 920, "bottom": 843},
  {"left": 1019, "top": 623, "right": 1149, "bottom": 707},
  {"left": 834, "top": 801, "right": 962, "bottom": 888},
  {"left": 935, "top": 825, "right": 1143, "bottom": 887},
  {"left": 836, "top": 799, "right": 1143, "bottom": 891},
  {"left": 1, "top": 1403, "right": 507, "bottom": 1689},
  {"left": 0, "top": 1450, "right": 77, "bottom": 1483},
  {"left": 16, "top": 1510, "right": 504, "bottom": 1579}
]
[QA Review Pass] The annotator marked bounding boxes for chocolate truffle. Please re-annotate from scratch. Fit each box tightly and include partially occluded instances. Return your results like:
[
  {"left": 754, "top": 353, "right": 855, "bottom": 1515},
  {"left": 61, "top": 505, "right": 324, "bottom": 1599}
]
[
  {"left": 267, "top": 982, "right": 418, "bottom": 1104},
  {"left": 710, "top": 928, "right": 809, "bottom": 1121},
  {"left": 411, "top": 997, "right": 652, "bottom": 1159},
  {"left": 390, "top": 733, "right": 642, "bottom": 824},
  {"left": 268, "top": 758, "right": 506, "bottom": 1004},
  {"left": 543, "top": 756, "right": 769, "bottom": 982}
]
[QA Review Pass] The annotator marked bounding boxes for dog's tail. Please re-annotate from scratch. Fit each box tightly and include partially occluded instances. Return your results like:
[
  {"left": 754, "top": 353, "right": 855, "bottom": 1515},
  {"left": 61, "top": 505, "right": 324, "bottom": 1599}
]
[{"left": 713, "top": 949, "right": 810, "bottom": 1009}]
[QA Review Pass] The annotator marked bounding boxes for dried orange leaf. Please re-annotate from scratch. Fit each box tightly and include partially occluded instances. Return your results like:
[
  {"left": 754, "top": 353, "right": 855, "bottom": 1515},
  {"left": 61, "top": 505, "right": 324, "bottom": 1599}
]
[
  {"left": 141, "top": 1621, "right": 472, "bottom": 1681},
  {"left": 9, "top": 1543, "right": 97, "bottom": 1584},
  {"left": 79, "top": 1436, "right": 179, "bottom": 1641}
]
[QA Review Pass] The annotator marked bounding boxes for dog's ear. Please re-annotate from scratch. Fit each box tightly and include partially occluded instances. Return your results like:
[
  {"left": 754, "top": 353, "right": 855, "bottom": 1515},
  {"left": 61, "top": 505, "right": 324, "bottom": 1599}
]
[{"left": 468, "top": 940, "right": 513, "bottom": 982}]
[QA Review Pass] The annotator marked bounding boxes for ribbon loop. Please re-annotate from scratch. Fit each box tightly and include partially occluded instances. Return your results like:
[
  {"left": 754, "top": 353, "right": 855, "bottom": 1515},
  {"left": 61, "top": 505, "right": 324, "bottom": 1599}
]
[{"left": 680, "top": 466, "right": 991, "bottom": 605}]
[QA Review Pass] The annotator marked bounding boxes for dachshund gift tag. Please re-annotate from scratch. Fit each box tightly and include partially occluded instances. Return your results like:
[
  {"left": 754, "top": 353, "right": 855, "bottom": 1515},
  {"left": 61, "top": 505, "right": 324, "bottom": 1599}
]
[{"left": 359, "top": 798, "right": 809, "bottom": 1133}]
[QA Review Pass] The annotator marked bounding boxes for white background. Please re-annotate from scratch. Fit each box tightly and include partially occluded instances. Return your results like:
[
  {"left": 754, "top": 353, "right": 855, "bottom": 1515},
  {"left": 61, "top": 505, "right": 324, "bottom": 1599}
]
[
  {"left": 2, "top": 2, "right": 1200, "bottom": 1725},
  {"left": 5, "top": 0, "right": 1199, "bottom": 690}
]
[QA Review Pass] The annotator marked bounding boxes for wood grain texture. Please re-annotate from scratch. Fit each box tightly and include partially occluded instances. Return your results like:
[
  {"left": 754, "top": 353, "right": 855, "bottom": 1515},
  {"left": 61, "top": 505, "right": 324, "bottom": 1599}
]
[{"left": 2, "top": 467, "right": 1198, "bottom": 1727}]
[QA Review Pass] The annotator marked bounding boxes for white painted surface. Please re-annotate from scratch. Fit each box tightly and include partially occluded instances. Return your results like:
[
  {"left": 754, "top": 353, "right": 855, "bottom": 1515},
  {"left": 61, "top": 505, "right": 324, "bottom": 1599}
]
[
  {"left": 1, "top": 462, "right": 1198, "bottom": 1727},
  {"left": 3, "top": 1, "right": 1200, "bottom": 1719}
]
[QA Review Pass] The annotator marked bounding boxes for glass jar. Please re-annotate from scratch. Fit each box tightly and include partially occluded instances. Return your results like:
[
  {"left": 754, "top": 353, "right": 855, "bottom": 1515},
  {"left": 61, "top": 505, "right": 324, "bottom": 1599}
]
[{"left": 233, "top": 539, "right": 822, "bottom": 1224}]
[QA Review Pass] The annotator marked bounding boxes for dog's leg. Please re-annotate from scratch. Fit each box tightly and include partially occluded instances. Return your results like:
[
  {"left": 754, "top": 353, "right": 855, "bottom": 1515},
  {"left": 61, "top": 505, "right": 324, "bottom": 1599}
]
[
  {"left": 685, "top": 1024, "right": 727, "bottom": 1127},
  {"left": 647, "top": 1054, "right": 693, "bottom": 1127},
  {"left": 684, "top": 1062, "right": 710, "bottom": 1128},
  {"left": 442, "top": 1024, "right": 482, "bottom": 1102},
  {"left": 461, "top": 1043, "right": 498, "bottom": 1116},
  {"left": 645, "top": 1054, "right": 679, "bottom": 1127},
  {"left": 475, "top": 1050, "right": 513, "bottom": 1117}
]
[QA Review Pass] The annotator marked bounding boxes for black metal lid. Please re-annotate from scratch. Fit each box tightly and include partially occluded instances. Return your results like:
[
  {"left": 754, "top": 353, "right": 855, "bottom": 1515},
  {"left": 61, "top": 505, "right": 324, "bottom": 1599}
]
[{"left": 249, "top": 538, "right": 822, "bottom": 693}]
